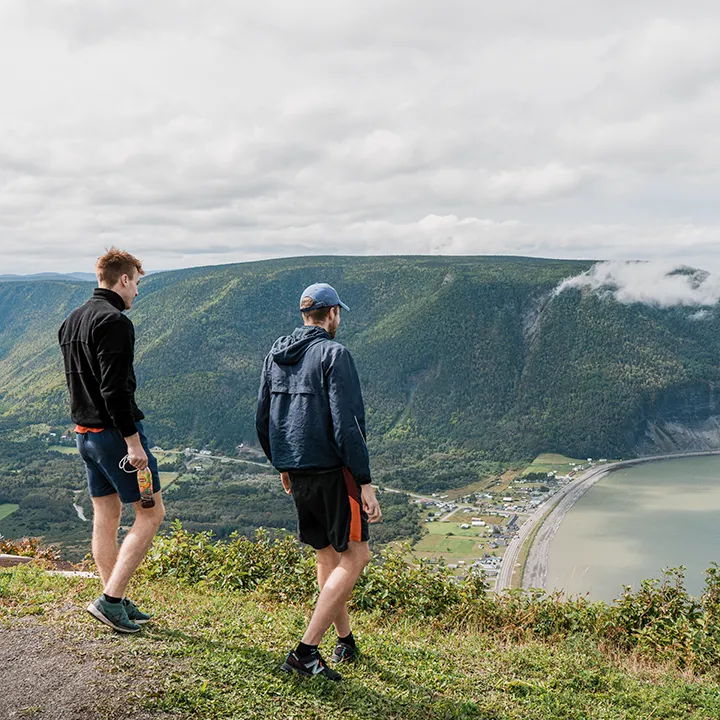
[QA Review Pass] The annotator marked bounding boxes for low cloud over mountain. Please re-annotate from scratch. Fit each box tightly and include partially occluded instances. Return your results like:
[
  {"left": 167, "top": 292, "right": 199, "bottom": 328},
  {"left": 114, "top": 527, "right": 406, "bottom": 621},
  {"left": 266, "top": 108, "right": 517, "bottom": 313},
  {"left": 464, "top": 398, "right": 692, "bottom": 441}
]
[{"left": 556, "top": 261, "right": 720, "bottom": 308}]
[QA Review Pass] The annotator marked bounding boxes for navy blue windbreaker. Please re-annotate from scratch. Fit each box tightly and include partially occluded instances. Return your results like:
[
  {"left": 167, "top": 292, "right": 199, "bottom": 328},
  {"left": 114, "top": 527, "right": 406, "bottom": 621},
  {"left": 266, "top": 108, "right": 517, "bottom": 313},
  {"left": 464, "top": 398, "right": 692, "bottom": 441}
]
[{"left": 255, "top": 326, "right": 371, "bottom": 484}]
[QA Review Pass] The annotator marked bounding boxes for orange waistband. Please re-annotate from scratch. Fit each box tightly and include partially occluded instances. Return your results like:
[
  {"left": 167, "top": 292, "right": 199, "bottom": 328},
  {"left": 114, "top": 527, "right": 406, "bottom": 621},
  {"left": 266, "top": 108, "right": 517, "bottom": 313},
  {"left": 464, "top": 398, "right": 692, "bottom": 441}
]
[{"left": 75, "top": 425, "right": 105, "bottom": 434}]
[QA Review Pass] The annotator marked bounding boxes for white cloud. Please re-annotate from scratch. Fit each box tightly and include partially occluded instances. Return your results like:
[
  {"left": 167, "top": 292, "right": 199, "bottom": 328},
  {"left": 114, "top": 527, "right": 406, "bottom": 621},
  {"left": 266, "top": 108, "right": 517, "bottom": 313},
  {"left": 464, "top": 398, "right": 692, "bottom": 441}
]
[
  {"left": 556, "top": 261, "right": 720, "bottom": 307},
  {"left": 485, "top": 164, "right": 587, "bottom": 203},
  {"left": 0, "top": 2, "right": 720, "bottom": 273}
]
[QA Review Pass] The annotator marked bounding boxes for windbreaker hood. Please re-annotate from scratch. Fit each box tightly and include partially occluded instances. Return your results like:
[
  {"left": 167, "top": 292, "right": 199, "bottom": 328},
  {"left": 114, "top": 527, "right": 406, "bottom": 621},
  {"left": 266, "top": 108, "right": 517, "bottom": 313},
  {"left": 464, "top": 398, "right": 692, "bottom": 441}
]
[{"left": 270, "top": 326, "right": 330, "bottom": 365}]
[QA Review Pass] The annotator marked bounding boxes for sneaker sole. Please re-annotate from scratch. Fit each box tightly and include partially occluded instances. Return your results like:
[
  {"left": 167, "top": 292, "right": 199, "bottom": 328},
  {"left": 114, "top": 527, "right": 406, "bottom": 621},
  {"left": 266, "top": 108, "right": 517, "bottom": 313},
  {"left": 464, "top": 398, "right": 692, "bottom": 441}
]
[
  {"left": 280, "top": 662, "right": 341, "bottom": 681},
  {"left": 86, "top": 603, "right": 140, "bottom": 634},
  {"left": 281, "top": 661, "right": 308, "bottom": 676}
]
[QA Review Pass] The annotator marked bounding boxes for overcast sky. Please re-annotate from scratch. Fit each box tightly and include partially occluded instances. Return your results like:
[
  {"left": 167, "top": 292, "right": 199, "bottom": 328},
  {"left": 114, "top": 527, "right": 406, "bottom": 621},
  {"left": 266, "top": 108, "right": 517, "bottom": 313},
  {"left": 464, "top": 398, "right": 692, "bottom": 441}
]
[{"left": 2, "top": 1, "right": 720, "bottom": 274}]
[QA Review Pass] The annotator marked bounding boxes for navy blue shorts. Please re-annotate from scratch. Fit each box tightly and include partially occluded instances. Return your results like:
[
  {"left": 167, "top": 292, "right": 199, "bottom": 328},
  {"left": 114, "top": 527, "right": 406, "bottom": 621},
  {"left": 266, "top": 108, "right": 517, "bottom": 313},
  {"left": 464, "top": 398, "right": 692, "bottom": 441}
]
[{"left": 76, "top": 422, "right": 161, "bottom": 504}]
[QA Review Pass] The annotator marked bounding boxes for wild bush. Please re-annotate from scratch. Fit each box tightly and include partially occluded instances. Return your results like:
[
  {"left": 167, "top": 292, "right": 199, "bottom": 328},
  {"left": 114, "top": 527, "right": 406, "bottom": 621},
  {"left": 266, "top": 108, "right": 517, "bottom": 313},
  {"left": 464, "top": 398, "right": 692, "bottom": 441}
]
[
  {"left": 141, "top": 523, "right": 720, "bottom": 676},
  {"left": 0, "top": 534, "right": 59, "bottom": 560}
]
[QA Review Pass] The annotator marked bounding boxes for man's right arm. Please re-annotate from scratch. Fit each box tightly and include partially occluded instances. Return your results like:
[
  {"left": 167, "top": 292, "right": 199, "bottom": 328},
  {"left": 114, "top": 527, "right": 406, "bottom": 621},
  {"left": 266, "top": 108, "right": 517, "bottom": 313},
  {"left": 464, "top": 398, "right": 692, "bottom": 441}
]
[
  {"left": 255, "top": 356, "right": 273, "bottom": 463},
  {"left": 96, "top": 317, "right": 147, "bottom": 469}
]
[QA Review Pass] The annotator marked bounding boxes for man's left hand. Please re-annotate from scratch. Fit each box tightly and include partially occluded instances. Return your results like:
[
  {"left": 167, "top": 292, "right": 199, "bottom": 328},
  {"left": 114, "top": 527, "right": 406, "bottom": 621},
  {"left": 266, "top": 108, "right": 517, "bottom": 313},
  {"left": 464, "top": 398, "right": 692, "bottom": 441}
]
[
  {"left": 361, "top": 484, "right": 382, "bottom": 523},
  {"left": 281, "top": 472, "right": 291, "bottom": 494}
]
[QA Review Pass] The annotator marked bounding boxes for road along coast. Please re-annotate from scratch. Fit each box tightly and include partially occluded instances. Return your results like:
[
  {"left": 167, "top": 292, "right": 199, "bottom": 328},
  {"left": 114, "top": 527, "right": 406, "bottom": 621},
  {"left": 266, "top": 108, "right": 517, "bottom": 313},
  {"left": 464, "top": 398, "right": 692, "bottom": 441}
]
[{"left": 495, "top": 450, "right": 720, "bottom": 594}]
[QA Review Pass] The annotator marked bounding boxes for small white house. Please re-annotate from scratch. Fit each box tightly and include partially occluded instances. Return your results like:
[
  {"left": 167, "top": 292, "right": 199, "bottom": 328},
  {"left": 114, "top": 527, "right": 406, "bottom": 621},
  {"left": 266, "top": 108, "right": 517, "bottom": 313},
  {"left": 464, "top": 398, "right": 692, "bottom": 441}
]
[{"left": 460, "top": 523, "right": 470, "bottom": 529}]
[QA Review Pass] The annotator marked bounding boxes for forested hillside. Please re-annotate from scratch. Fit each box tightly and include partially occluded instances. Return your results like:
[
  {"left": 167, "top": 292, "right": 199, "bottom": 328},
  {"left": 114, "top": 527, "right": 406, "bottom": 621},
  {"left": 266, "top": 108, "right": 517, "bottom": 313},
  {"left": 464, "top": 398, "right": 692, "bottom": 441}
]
[{"left": 2, "top": 256, "right": 720, "bottom": 490}]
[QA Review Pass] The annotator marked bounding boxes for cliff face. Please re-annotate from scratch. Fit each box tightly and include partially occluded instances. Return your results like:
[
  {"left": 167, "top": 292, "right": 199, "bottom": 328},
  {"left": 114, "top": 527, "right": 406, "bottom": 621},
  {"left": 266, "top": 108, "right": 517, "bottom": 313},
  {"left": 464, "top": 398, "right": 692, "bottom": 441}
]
[{"left": 635, "top": 382, "right": 720, "bottom": 455}]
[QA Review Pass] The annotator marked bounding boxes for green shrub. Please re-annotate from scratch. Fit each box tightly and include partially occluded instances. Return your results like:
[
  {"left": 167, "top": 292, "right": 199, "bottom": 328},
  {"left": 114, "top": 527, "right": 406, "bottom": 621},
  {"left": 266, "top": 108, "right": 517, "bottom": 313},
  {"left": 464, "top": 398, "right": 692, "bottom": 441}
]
[
  {"left": 141, "top": 523, "right": 720, "bottom": 677},
  {"left": 0, "top": 534, "right": 59, "bottom": 560},
  {"left": 142, "top": 521, "right": 317, "bottom": 602}
]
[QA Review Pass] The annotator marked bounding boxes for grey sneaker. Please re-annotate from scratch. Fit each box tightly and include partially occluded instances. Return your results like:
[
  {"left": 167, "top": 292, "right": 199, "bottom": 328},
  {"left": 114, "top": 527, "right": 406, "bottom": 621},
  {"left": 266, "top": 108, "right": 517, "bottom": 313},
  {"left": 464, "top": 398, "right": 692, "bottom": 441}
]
[
  {"left": 87, "top": 596, "right": 140, "bottom": 633},
  {"left": 123, "top": 598, "right": 151, "bottom": 624}
]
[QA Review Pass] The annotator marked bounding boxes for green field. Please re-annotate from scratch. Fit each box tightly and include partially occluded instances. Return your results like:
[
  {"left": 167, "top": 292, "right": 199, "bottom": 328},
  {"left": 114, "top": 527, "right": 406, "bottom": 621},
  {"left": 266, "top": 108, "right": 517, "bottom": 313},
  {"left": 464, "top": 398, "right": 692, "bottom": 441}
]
[
  {"left": 412, "top": 521, "right": 490, "bottom": 563},
  {"left": 159, "top": 472, "right": 178, "bottom": 489},
  {"left": 426, "top": 521, "right": 486, "bottom": 538},
  {"left": 415, "top": 534, "right": 479, "bottom": 554},
  {"left": 449, "top": 511, "right": 507, "bottom": 527},
  {"left": 0, "top": 504, "right": 20, "bottom": 522},
  {"left": 152, "top": 449, "right": 177, "bottom": 465},
  {"left": 48, "top": 445, "right": 78, "bottom": 455},
  {"left": 523, "top": 453, "right": 586, "bottom": 475}
]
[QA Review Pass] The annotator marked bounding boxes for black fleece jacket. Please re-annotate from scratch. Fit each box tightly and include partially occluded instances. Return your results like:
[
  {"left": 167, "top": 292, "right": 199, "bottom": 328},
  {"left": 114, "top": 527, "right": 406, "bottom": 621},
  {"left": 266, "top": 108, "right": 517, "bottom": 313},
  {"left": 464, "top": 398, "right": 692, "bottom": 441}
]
[{"left": 58, "top": 288, "right": 144, "bottom": 437}]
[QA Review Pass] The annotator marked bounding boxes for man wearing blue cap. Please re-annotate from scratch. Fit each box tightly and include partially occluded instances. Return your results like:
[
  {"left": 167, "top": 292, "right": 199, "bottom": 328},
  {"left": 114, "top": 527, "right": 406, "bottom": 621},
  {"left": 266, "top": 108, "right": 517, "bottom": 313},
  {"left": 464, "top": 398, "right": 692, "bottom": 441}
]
[{"left": 256, "top": 282, "right": 381, "bottom": 681}]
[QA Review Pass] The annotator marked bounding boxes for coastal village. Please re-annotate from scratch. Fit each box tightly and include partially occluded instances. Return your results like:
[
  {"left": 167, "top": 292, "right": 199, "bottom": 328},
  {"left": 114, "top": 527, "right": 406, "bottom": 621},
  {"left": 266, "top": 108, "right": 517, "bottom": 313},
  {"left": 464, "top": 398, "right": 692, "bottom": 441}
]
[{"left": 409, "top": 455, "right": 609, "bottom": 581}]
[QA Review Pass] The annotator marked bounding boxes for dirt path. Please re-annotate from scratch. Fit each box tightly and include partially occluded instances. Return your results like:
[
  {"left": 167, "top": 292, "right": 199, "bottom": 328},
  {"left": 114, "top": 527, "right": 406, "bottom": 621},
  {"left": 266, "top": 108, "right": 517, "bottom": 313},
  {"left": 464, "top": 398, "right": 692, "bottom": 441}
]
[{"left": 0, "top": 618, "right": 174, "bottom": 720}]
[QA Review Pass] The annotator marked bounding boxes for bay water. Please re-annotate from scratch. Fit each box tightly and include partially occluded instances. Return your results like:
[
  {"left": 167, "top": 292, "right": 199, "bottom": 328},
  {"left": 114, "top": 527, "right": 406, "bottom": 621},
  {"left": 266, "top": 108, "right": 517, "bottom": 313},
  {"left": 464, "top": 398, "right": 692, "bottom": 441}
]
[{"left": 547, "top": 455, "right": 720, "bottom": 601}]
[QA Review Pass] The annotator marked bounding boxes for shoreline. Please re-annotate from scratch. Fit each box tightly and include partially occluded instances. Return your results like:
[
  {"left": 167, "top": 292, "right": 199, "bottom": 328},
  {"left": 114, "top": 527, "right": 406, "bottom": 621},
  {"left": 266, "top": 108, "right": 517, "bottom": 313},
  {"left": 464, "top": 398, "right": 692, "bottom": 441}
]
[{"left": 495, "top": 449, "right": 720, "bottom": 593}]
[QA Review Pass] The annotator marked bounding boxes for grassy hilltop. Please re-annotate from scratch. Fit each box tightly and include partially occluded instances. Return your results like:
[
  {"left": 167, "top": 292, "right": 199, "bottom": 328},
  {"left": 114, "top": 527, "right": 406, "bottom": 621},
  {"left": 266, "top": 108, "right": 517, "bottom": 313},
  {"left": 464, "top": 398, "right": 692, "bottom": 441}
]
[
  {"left": 3, "top": 256, "right": 720, "bottom": 490},
  {"left": 3, "top": 529, "right": 720, "bottom": 719}
]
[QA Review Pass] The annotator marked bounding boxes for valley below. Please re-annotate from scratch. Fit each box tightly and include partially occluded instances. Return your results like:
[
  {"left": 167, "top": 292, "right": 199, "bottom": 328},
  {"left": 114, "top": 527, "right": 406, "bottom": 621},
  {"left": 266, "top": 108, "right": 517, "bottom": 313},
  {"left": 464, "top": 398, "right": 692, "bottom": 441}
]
[{"left": 3, "top": 256, "right": 720, "bottom": 597}]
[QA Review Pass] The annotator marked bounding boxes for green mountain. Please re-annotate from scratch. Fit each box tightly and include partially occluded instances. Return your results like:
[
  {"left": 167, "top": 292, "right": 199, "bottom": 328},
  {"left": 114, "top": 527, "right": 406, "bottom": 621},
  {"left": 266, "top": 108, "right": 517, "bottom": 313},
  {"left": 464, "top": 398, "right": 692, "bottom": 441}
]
[{"left": 2, "top": 256, "right": 720, "bottom": 489}]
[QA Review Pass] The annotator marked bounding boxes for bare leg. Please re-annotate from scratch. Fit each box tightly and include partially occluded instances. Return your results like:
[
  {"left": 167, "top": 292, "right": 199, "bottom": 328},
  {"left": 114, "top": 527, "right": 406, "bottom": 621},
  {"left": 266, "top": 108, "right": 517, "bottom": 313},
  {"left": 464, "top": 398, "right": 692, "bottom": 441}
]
[
  {"left": 90, "top": 494, "right": 122, "bottom": 586},
  {"left": 315, "top": 546, "right": 351, "bottom": 638},
  {"left": 103, "top": 492, "right": 165, "bottom": 598},
  {"left": 302, "top": 541, "right": 370, "bottom": 645}
]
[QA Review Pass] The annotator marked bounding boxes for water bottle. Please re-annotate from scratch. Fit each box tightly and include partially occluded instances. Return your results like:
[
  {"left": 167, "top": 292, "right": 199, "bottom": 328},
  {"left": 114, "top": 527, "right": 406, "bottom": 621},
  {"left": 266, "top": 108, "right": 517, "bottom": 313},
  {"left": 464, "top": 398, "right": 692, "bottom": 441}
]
[{"left": 138, "top": 467, "right": 155, "bottom": 508}]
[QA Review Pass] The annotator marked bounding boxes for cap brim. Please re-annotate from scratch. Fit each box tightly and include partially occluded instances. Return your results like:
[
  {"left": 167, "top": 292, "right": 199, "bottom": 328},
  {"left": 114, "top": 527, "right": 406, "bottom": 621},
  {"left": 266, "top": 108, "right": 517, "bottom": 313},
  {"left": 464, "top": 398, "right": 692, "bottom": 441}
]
[{"left": 339, "top": 300, "right": 350, "bottom": 311}]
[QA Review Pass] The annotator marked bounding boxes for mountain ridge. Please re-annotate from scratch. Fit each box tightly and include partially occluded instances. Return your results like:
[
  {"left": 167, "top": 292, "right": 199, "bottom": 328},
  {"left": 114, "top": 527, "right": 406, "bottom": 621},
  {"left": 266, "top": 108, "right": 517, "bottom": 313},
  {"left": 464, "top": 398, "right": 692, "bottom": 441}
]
[{"left": 2, "top": 255, "right": 720, "bottom": 488}]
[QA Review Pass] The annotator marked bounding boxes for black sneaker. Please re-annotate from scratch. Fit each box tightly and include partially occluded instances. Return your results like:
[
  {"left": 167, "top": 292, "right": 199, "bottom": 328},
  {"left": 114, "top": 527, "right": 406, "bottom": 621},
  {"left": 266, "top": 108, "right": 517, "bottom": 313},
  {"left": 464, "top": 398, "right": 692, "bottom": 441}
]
[
  {"left": 281, "top": 649, "right": 342, "bottom": 681},
  {"left": 330, "top": 641, "right": 358, "bottom": 663}
]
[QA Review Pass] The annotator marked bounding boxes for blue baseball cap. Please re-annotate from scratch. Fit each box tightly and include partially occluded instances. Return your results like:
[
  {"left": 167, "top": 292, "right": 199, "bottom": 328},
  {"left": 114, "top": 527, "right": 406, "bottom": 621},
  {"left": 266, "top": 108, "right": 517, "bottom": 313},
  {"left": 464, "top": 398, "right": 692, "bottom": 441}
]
[{"left": 300, "top": 283, "right": 350, "bottom": 312}]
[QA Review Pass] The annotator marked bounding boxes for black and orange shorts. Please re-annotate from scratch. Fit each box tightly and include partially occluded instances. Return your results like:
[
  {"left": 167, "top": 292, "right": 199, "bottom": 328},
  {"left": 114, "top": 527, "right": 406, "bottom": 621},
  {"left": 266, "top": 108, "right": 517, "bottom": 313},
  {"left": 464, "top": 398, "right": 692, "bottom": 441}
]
[{"left": 288, "top": 468, "right": 369, "bottom": 552}]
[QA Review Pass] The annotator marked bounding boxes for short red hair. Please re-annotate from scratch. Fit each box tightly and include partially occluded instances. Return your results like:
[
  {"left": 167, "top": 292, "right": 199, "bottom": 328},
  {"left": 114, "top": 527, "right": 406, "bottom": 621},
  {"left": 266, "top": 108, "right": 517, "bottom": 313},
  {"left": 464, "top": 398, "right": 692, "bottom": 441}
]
[{"left": 96, "top": 247, "right": 144, "bottom": 287}]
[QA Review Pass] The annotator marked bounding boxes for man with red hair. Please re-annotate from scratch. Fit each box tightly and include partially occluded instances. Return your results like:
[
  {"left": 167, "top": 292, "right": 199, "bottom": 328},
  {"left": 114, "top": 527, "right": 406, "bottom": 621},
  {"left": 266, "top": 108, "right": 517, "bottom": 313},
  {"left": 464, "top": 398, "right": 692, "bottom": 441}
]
[{"left": 59, "top": 247, "right": 164, "bottom": 633}]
